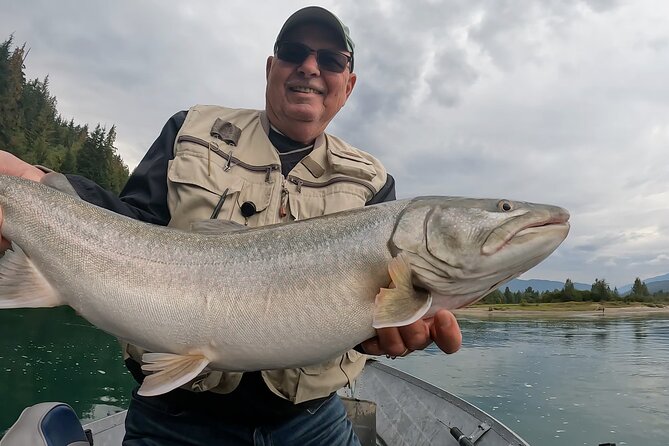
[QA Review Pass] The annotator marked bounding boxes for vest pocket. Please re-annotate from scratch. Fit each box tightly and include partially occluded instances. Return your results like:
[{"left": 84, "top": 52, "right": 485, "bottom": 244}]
[
  {"left": 234, "top": 180, "right": 274, "bottom": 226},
  {"left": 328, "top": 146, "right": 376, "bottom": 181},
  {"left": 288, "top": 186, "right": 368, "bottom": 221},
  {"left": 167, "top": 154, "right": 244, "bottom": 225}
]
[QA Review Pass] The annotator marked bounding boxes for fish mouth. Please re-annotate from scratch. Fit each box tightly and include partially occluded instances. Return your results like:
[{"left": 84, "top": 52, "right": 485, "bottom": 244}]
[
  {"left": 516, "top": 221, "right": 570, "bottom": 237},
  {"left": 482, "top": 210, "right": 570, "bottom": 256}
]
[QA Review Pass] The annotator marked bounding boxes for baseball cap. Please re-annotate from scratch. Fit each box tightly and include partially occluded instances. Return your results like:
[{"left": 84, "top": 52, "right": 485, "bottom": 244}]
[{"left": 274, "top": 6, "right": 355, "bottom": 70}]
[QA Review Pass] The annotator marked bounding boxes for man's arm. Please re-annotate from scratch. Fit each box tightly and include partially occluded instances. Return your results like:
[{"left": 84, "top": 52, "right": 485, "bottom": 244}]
[{"left": 366, "top": 174, "right": 396, "bottom": 205}]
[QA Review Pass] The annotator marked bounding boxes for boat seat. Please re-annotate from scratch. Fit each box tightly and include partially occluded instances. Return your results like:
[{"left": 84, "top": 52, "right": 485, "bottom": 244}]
[{"left": 0, "top": 402, "right": 92, "bottom": 446}]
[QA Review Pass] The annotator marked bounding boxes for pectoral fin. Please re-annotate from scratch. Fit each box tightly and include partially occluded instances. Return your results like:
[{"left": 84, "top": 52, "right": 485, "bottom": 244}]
[
  {"left": 0, "top": 243, "right": 62, "bottom": 309},
  {"left": 139, "top": 353, "right": 210, "bottom": 396},
  {"left": 373, "top": 253, "right": 432, "bottom": 329}
]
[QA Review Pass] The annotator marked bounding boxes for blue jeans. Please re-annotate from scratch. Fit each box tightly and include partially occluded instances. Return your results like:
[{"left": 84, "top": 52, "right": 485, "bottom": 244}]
[{"left": 123, "top": 387, "right": 361, "bottom": 446}]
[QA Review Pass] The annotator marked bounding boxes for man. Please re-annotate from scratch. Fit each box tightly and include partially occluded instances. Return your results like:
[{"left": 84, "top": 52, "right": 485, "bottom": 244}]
[{"left": 0, "top": 7, "right": 461, "bottom": 445}]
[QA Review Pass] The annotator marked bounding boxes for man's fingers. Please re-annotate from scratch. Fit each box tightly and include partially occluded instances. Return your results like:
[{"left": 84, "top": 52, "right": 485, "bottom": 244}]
[
  {"left": 362, "top": 311, "right": 462, "bottom": 356},
  {"left": 429, "top": 310, "right": 462, "bottom": 354},
  {"left": 376, "top": 326, "right": 409, "bottom": 357},
  {"left": 397, "top": 319, "right": 431, "bottom": 351},
  {"left": 360, "top": 337, "right": 382, "bottom": 356},
  {"left": 0, "top": 150, "right": 45, "bottom": 182}
]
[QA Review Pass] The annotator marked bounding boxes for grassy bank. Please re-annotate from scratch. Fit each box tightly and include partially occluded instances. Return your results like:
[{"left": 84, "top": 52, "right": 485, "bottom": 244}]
[{"left": 457, "top": 301, "right": 668, "bottom": 314}]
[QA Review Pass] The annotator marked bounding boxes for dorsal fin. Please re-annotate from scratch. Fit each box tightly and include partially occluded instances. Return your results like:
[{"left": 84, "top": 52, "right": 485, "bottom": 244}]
[{"left": 41, "top": 172, "right": 80, "bottom": 197}]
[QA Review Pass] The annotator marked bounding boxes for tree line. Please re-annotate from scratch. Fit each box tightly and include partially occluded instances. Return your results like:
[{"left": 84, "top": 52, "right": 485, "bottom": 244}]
[
  {"left": 0, "top": 36, "right": 129, "bottom": 193},
  {"left": 482, "top": 277, "right": 667, "bottom": 305}
]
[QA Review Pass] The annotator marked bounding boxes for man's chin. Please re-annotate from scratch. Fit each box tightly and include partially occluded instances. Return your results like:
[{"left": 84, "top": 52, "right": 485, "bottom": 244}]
[{"left": 285, "top": 105, "right": 322, "bottom": 123}]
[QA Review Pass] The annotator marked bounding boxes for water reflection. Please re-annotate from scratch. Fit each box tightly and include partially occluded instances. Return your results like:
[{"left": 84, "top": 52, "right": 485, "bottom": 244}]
[
  {"left": 387, "top": 314, "right": 669, "bottom": 446},
  {"left": 0, "top": 307, "right": 133, "bottom": 432}
]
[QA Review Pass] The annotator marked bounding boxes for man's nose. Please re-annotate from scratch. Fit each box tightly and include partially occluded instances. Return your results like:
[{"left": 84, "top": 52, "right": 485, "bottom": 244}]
[{"left": 297, "top": 53, "right": 320, "bottom": 76}]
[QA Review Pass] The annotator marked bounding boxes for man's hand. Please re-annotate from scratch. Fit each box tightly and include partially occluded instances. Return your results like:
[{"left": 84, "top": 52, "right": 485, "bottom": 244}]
[
  {"left": 361, "top": 309, "right": 462, "bottom": 357},
  {"left": 0, "top": 150, "right": 45, "bottom": 251}
]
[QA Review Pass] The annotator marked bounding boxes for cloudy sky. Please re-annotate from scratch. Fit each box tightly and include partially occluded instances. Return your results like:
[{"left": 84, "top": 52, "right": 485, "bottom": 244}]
[{"left": 2, "top": 0, "right": 668, "bottom": 288}]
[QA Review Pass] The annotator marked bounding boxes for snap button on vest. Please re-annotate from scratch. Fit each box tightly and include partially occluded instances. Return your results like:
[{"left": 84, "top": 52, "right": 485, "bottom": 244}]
[{"left": 240, "top": 201, "right": 257, "bottom": 218}]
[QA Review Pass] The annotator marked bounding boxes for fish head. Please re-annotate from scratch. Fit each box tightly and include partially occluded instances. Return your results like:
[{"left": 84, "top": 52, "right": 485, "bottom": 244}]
[{"left": 390, "top": 197, "right": 570, "bottom": 310}]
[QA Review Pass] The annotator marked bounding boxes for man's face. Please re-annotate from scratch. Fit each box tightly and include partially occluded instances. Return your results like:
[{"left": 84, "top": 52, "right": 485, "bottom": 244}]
[{"left": 265, "top": 23, "right": 357, "bottom": 143}]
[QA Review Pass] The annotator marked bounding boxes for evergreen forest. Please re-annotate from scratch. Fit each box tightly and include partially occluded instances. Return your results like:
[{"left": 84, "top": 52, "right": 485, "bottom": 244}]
[
  {"left": 483, "top": 277, "right": 669, "bottom": 306},
  {"left": 0, "top": 36, "right": 129, "bottom": 193}
]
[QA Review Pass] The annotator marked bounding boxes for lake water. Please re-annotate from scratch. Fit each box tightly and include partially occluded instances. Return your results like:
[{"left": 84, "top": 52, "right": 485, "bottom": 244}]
[
  {"left": 1, "top": 308, "right": 668, "bottom": 445},
  {"left": 386, "top": 314, "right": 669, "bottom": 446}
]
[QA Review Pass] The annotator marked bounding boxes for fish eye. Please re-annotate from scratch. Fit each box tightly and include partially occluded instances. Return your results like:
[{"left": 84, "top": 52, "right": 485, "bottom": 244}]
[{"left": 498, "top": 200, "right": 513, "bottom": 212}]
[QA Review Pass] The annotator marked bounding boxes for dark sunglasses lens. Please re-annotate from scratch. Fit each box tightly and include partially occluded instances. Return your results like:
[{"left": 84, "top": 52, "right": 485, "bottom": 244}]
[
  {"left": 277, "top": 42, "right": 310, "bottom": 64},
  {"left": 277, "top": 42, "right": 349, "bottom": 73},
  {"left": 317, "top": 51, "right": 348, "bottom": 73}
]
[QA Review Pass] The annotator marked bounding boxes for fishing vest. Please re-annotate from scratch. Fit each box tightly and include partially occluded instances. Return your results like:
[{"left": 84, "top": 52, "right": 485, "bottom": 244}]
[{"left": 125, "top": 104, "right": 388, "bottom": 404}]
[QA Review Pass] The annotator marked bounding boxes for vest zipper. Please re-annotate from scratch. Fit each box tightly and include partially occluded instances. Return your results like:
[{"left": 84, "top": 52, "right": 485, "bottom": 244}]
[
  {"left": 286, "top": 175, "right": 377, "bottom": 196},
  {"left": 178, "top": 135, "right": 280, "bottom": 182}
]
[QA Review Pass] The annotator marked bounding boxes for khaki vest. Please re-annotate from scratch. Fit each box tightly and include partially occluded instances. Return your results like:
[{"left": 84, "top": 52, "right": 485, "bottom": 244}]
[{"left": 125, "top": 104, "right": 388, "bottom": 404}]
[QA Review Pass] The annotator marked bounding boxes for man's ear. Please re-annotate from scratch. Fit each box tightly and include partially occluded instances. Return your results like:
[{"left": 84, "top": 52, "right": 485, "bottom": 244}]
[
  {"left": 266, "top": 56, "right": 274, "bottom": 80},
  {"left": 345, "top": 72, "right": 357, "bottom": 99}
]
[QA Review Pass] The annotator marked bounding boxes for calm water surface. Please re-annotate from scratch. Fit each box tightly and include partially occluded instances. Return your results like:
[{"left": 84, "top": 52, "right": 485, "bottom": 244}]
[
  {"left": 0, "top": 308, "right": 133, "bottom": 432},
  {"left": 387, "top": 314, "right": 669, "bottom": 446},
  {"left": 1, "top": 308, "right": 668, "bottom": 445}
]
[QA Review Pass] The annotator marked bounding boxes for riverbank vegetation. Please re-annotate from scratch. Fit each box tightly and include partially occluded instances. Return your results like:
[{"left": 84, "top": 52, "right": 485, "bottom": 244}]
[
  {"left": 482, "top": 278, "right": 668, "bottom": 307},
  {"left": 471, "top": 301, "right": 667, "bottom": 313},
  {"left": 0, "top": 36, "right": 129, "bottom": 193}
]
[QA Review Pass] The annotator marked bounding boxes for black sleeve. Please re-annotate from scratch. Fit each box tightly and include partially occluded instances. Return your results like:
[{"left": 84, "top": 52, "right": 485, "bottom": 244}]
[
  {"left": 366, "top": 174, "right": 396, "bottom": 205},
  {"left": 65, "top": 111, "right": 188, "bottom": 225}
]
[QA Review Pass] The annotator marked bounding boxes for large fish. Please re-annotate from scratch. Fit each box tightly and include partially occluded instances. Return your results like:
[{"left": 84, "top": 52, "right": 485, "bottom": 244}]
[{"left": 0, "top": 175, "right": 569, "bottom": 396}]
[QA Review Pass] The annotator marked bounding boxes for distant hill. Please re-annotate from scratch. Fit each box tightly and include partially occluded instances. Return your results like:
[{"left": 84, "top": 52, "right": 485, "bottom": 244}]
[
  {"left": 497, "top": 274, "right": 669, "bottom": 294},
  {"left": 497, "top": 273, "right": 669, "bottom": 295},
  {"left": 646, "top": 281, "right": 669, "bottom": 294},
  {"left": 499, "top": 278, "right": 590, "bottom": 293},
  {"left": 618, "top": 280, "right": 669, "bottom": 295},
  {"left": 619, "top": 273, "right": 669, "bottom": 294}
]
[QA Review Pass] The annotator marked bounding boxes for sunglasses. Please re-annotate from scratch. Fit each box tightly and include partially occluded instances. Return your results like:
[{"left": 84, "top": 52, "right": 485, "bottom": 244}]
[{"left": 275, "top": 41, "right": 353, "bottom": 73}]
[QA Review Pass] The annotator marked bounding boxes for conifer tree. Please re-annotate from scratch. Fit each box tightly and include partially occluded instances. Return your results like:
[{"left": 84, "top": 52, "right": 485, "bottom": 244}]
[
  {"left": 631, "top": 278, "right": 650, "bottom": 298},
  {"left": 0, "top": 36, "right": 129, "bottom": 194}
]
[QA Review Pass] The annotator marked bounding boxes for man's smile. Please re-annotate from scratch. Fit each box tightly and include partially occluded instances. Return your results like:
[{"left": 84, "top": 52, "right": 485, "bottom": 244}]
[{"left": 288, "top": 85, "right": 324, "bottom": 95}]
